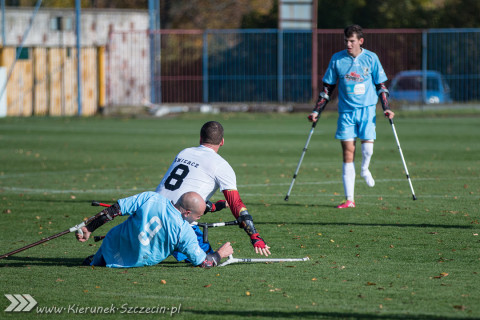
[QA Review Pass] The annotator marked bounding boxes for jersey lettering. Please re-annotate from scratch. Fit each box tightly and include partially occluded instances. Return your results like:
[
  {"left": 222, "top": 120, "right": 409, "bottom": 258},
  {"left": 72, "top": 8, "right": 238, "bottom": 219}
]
[{"left": 138, "top": 216, "right": 162, "bottom": 246}]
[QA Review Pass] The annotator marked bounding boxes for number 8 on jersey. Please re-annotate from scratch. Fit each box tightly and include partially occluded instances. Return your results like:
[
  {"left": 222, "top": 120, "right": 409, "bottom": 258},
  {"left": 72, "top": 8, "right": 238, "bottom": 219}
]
[{"left": 164, "top": 164, "right": 190, "bottom": 191}]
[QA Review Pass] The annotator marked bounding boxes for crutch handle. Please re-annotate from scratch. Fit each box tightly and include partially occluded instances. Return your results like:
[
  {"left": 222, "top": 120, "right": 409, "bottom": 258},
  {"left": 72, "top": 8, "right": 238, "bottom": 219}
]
[
  {"left": 91, "top": 201, "right": 111, "bottom": 207},
  {"left": 203, "top": 226, "right": 208, "bottom": 243}
]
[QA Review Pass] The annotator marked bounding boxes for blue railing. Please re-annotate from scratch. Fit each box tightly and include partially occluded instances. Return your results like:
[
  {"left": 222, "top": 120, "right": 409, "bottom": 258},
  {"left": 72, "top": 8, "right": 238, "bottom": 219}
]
[
  {"left": 425, "top": 29, "right": 480, "bottom": 102},
  {"left": 107, "top": 28, "right": 480, "bottom": 105},
  {"left": 203, "top": 29, "right": 312, "bottom": 103}
]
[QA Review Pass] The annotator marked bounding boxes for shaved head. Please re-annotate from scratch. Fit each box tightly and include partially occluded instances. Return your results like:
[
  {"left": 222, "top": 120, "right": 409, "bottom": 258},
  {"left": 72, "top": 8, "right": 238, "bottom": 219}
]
[{"left": 176, "top": 192, "right": 206, "bottom": 222}]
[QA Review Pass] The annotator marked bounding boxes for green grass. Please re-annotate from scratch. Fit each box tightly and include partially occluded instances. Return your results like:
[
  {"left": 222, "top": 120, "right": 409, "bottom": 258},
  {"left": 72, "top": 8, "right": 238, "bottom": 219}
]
[{"left": 0, "top": 111, "right": 479, "bottom": 319}]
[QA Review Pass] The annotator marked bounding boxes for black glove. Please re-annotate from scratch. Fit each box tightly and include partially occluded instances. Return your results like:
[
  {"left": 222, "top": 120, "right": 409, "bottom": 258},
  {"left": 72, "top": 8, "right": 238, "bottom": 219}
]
[{"left": 204, "top": 200, "right": 228, "bottom": 214}]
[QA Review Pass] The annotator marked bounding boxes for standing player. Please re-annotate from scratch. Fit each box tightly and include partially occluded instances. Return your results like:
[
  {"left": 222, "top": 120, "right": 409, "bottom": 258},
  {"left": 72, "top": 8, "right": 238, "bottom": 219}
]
[
  {"left": 155, "top": 121, "right": 271, "bottom": 260},
  {"left": 76, "top": 191, "right": 233, "bottom": 268},
  {"left": 308, "top": 24, "right": 395, "bottom": 208}
]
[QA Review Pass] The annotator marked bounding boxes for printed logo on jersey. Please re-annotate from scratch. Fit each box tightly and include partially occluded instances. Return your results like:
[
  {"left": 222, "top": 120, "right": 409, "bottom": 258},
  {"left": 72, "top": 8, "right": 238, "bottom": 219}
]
[
  {"left": 353, "top": 83, "right": 366, "bottom": 95},
  {"left": 346, "top": 82, "right": 366, "bottom": 96},
  {"left": 362, "top": 67, "right": 370, "bottom": 77},
  {"left": 345, "top": 71, "right": 363, "bottom": 82}
]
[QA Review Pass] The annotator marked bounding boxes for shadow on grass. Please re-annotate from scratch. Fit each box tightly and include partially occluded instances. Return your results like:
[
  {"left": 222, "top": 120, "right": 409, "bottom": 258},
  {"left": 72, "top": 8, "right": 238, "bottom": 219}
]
[
  {"left": 0, "top": 256, "right": 193, "bottom": 269},
  {"left": 21, "top": 198, "right": 117, "bottom": 206},
  {"left": 0, "top": 256, "right": 85, "bottom": 267},
  {"left": 186, "top": 309, "right": 476, "bottom": 320}
]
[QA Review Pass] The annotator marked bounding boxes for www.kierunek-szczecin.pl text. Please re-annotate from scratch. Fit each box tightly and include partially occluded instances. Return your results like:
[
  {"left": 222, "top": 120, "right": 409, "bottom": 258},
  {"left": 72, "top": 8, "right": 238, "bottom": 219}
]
[{"left": 35, "top": 303, "right": 182, "bottom": 315}]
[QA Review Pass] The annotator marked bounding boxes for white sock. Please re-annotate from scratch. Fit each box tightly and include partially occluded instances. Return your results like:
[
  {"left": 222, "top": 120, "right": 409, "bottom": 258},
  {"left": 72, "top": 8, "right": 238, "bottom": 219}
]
[
  {"left": 342, "top": 162, "right": 355, "bottom": 201},
  {"left": 361, "top": 143, "right": 375, "bottom": 187}
]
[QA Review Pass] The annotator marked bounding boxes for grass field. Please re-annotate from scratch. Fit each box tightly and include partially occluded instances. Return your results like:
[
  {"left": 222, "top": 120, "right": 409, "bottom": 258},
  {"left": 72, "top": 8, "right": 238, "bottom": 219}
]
[{"left": 0, "top": 111, "right": 479, "bottom": 319}]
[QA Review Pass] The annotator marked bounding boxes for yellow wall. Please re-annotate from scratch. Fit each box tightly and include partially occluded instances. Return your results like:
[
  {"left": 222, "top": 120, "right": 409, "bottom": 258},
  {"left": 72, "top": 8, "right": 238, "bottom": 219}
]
[{"left": 0, "top": 46, "right": 101, "bottom": 116}]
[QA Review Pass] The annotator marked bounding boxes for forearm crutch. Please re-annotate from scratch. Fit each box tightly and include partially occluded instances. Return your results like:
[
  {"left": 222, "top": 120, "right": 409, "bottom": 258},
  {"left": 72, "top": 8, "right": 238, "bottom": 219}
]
[
  {"left": 389, "top": 118, "right": 417, "bottom": 200},
  {"left": 285, "top": 121, "right": 318, "bottom": 201}
]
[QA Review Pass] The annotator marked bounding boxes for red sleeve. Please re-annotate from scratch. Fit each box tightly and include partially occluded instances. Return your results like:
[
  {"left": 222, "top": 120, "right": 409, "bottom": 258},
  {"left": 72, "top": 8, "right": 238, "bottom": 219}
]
[{"left": 222, "top": 189, "right": 247, "bottom": 219}]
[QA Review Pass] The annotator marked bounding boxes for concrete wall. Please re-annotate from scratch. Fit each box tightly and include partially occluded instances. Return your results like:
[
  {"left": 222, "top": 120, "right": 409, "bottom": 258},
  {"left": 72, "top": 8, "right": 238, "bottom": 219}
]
[
  {"left": 1, "top": 7, "right": 149, "bottom": 47},
  {"left": 0, "top": 7, "right": 150, "bottom": 116}
]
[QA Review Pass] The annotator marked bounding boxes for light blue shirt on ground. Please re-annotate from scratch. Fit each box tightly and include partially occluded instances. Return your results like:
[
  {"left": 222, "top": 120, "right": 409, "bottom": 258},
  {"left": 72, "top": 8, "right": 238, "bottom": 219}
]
[{"left": 91, "top": 192, "right": 206, "bottom": 268}]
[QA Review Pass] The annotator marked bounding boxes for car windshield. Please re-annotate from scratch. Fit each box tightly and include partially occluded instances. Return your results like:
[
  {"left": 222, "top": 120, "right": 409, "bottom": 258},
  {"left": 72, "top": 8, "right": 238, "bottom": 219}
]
[{"left": 393, "top": 76, "right": 440, "bottom": 91}]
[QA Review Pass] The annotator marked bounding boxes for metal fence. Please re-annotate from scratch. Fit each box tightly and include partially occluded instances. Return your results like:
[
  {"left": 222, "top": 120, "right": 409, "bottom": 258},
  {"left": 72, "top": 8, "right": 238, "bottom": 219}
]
[
  {"left": 425, "top": 29, "right": 480, "bottom": 102},
  {"left": 106, "top": 28, "right": 480, "bottom": 106}
]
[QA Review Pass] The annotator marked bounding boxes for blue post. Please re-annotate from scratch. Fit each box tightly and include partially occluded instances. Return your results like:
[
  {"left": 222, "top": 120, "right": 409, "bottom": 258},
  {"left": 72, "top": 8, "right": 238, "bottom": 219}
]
[
  {"left": 157, "top": 0, "right": 161, "bottom": 103},
  {"left": 277, "top": 29, "right": 284, "bottom": 102},
  {"left": 148, "top": 0, "right": 157, "bottom": 103},
  {"left": 203, "top": 31, "right": 209, "bottom": 103},
  {"left": 422, "top": 30, "right": 428, "bottom": 105},
  {"left": 75, "top": 0, "right": 82, "bottom": 115}
]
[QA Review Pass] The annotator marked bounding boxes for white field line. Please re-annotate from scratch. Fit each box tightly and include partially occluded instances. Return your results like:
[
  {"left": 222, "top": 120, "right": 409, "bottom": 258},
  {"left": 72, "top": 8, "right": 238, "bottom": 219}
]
[
  {"left": 239, "top": 176, "right": 479, "bottom": 187},
  {"left": 0, "top": 168, "right": 125, "bottom": 179},
  {"left": 0, "top": 176, "right": 477, "bottom": 195},
  {"left": 0, "top": 187, "right": 137, "bottom": 194}
]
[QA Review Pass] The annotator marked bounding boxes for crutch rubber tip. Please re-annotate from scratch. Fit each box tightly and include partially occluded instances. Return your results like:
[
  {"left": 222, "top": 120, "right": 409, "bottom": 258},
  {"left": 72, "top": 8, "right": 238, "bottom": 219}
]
[
  {"left": 284, "top": 195, "right": 289, "bottom": 201},
  {"left": 412, "top": 195, "right": 417, "bottom": 200},
  {"left": 91, "top": 201, "right": 100, "bottom": 206}
]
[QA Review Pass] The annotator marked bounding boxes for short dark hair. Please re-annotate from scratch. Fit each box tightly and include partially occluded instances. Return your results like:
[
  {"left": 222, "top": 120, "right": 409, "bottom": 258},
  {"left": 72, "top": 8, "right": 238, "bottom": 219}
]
[
  {"left": 200, "top": 121, "right": 224, "bottom": 145},
  {"left": 344, "top": 24, "right": 364, "bottom": 40}
]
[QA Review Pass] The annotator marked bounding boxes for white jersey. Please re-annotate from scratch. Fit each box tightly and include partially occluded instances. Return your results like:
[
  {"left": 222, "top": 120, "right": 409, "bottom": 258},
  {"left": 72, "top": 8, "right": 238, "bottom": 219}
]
[{"left": 155, "top": 145, "right": 237, "bottom": 203}]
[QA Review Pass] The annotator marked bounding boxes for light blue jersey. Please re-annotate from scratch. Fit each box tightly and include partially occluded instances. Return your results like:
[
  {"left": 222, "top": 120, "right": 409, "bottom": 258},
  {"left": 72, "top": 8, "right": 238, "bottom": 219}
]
[
  {"left": 323, "top": 48, "right": 387, "bottom": 113},
  {"left": 91, "top": 192, "right": 206, "bottom": 268}
]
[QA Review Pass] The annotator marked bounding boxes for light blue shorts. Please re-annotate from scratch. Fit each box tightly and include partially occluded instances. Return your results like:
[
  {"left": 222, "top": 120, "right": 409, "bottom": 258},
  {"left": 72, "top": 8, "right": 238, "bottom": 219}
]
[{"left": 335, "top": 105, "right": 376, "bottom": 141}]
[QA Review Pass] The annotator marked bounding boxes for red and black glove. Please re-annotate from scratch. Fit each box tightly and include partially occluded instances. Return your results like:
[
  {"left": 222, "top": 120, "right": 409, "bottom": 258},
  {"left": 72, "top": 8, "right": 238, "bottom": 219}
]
[
  {"left": 204, "top": 200, "right": 228, "bottom": 214},
  {"left": 250, "top": 233, "right": 267, "bottom": 249}
]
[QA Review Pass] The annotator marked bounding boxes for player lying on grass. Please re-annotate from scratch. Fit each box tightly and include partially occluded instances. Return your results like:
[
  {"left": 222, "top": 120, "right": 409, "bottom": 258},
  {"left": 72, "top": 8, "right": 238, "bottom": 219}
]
[
  {"left": 76, "top": 191, "right": 233, "bottom": 268},
  {"left": 155, "top": 121, "right": 271, "bottom": 260}
]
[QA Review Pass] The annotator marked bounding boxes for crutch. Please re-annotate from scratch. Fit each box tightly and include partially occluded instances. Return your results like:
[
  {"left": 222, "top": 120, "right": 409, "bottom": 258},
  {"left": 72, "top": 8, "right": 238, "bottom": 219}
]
[
  {"left": 0, "top": 209, "right": 108, "bottom": 260},
  {"left": 219, "top": 255, "right": 310, "bottom": 267},
  {"left": 193, "top": 220, "right": 239, "bottom": 243},
  {"left": 389, "top": 118, "right": 417, "bottom": 200},
  {"left": 285, "top": 121, "right": 318, "bottom": 201}
]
